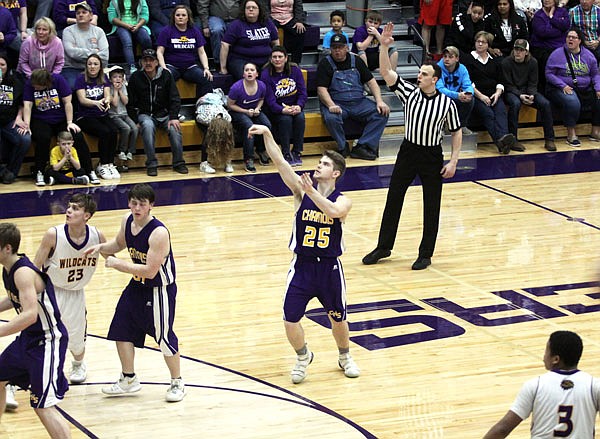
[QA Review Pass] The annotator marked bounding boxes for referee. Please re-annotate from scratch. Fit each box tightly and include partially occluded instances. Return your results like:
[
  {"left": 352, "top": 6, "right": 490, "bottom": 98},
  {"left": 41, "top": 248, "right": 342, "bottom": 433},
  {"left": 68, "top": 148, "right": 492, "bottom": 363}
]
[{"left": 362, "top": 22, "right": 462, "bottom": 270}]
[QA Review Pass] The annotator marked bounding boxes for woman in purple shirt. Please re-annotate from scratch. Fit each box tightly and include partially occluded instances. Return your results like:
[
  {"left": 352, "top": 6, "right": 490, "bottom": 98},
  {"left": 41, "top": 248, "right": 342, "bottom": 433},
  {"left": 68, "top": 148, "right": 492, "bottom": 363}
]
[
  {"left": 220, "top": 0, "right": 280, "bottom": 80},
  {"left": 227, "top": 61, "right": 271, "bottom": 172},
  {"left": 22, "top": 68, "right": 97, "bottom": 185},
  {"left": 75, "top": 54, "right": 119, "bottom": 180},
  {"left": 156, "top": 5, "right": 213, "bottom": 97},
  {"left": 261, "top": 46, "right": 306, "bottom": 166}
]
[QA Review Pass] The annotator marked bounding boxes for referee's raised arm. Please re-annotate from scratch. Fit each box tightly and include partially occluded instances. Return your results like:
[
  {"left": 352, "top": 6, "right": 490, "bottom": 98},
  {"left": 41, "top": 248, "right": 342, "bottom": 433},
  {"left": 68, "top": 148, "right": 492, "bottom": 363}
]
[{"left": 377, "top": 22, "right": 399, "bottom": 87}]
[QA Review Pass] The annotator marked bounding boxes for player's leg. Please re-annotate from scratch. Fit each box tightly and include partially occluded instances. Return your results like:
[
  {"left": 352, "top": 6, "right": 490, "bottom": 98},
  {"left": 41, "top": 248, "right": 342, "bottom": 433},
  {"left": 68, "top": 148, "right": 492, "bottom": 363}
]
[
  {"left": 56, "top": 288, "right": 88, "bottom": 384},
  {"left": 34, "top": 406, "right": 71, "bottom": 438},
  {"left": 0, "top": 381, "right": 6, "bottom": 418}
]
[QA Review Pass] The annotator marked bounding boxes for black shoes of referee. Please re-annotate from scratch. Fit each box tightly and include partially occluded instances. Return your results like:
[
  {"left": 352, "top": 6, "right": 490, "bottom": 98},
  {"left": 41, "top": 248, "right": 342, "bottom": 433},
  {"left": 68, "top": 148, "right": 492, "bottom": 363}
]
[{"left": 362, "top": 248, "right": 391, "bottom": 265}]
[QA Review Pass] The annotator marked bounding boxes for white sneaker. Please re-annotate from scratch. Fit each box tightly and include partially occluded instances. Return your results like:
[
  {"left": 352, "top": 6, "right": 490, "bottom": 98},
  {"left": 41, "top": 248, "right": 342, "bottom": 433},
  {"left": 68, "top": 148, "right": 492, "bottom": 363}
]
[
  {"left": 117, "top": 152, "right": 127, "bottom": 161},
  {"left": 199, "top": 161, "right": 216, "bottom": 174},
  {"left": 89, "top": 170, "right": 101, "bottom": 185},
  {"left": 338, "top": 353, "right": 360, "bottom": 378},
  {"left": 35, "top": 171, "right": 45, "bottom": 186},
  {"left": 5, "top": 385, "right": 18, "bottom": 411},
  {"left": 102, "top": 373, "right": 141, "bottom": 395},
  {"left": 96, "top": 164, "right": 113, "bottom": 180},
  {"left": 291, "top": 349, "right": 314, "bottom": 384},
  {"left": 126, "top": 152, "right": 133, "bottom": 161},
  {"left": 224, "top": 162, "right": 233, "bottom": 173},
  {"left": 165, "top": 378, "right": 186, "bottom": 402},
  {"left": 48, "top": 176, "right": 55, "bottom": 186},
  {"left": 69, "top": 361, "right": 87, "bottom": 384},
  {"left": 108, "top": 164, "right": 120, "bottom": 179}
]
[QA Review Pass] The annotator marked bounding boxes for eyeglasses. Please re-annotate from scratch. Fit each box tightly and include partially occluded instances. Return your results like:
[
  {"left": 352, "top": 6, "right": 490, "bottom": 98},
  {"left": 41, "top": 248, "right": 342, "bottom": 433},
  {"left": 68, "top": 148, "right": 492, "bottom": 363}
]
[
  {"left": 567, "top": 35, "right": 580, "bottom": 39},
  {"left": 476, "top": 40, "right": 488, "bottom": 44}
]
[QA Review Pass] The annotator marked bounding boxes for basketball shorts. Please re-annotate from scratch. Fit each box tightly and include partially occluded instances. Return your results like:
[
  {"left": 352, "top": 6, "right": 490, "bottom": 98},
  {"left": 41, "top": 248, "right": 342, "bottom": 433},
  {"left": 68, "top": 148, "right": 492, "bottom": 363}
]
[
  {"left": 0, "top": 331, "right": 69, "bottom": 408},
  {"left": 107, "top": 281, "right": 179, "bottom": 356},
  {"left": 54, "top": 287, "right": 87, "bottom": 356},
  {"left": 283, "top": 254, "right": 347, "bottom": 323}
]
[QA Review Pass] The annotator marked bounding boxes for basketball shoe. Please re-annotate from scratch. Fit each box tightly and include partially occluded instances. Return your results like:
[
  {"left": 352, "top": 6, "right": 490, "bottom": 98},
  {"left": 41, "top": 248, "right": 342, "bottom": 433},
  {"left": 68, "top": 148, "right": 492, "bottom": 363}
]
[
  {"left": 69, "top": 360, "right": 87, "bottom": 384},
  {"left": 5, "top": 385, "right": 18, "bottom": 411},
  {"left": 291, "top": 349, "right": 314, "bottom": 384},
  {"left": 338, "top": 353, "right": 360, "bottom": 378},
  {"left": 165, "top": 378, "right": 186, "bottom": 402},
  {"left": 102, "top": 373, "right": 141, "bottom": 395}
]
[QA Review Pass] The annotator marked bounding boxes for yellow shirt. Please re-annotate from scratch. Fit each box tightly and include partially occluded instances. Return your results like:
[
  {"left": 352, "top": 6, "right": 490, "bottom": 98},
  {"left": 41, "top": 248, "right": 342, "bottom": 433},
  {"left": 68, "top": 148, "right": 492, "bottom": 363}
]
[{"left": 50, "top": 145, "right": 80, "bottom": 177}]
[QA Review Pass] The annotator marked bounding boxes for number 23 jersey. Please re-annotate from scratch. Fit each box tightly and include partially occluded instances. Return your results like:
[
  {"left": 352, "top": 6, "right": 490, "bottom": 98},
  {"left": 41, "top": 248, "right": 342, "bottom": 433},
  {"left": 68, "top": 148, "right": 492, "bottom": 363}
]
[
  {"left": 289, "top": 190, "right": 345, "bottom": 258},
  {"left": 44, "top": 224, "right": 100, "bottom": 290}
]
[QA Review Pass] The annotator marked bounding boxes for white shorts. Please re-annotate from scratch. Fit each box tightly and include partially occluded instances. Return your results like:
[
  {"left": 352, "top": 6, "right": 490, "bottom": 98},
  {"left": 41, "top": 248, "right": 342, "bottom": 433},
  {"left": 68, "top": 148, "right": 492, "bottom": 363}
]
[{"left": 54, "top": 287, "right": 87, "bottom": 356}]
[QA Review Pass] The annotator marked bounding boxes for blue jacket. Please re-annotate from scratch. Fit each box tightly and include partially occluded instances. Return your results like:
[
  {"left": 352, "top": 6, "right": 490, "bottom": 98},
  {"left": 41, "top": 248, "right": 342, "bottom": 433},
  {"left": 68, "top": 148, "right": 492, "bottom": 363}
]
[{"left": 436, "top": 59, "right": 474, "bottom": 99}]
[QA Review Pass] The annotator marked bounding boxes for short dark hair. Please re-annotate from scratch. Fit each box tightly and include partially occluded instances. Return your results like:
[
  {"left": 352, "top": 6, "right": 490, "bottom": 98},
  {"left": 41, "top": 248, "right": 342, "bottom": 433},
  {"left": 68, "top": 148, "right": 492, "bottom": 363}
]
[
  {"left": 470, "top": 0, "right": 484, "bottom": 9},
  {"left": 0, "top": 223, "right": 20, "bottom": 254},
  {"left": 323, "top": 150, "right": 346, "bottom": 180},
  {"left": 69, "top": 193, "right": 97, "bottom": 217},
  {"left": 568, "top": 27, "right": 584, "bottom": 42},
  {"left": 240, "top": 0, "right": 267, "bottom": 23},
  {"left": 549, "top": 330, "right": 583, "bottom": 368},
  {"left": 128, "top": 183, "right": 155, "bottom": 204},
  {"left": 330, "top": 9, "right": 345, "bottom": 22},
  {"left": 424, "top": 61, "right": 441, "bottom": 81}
]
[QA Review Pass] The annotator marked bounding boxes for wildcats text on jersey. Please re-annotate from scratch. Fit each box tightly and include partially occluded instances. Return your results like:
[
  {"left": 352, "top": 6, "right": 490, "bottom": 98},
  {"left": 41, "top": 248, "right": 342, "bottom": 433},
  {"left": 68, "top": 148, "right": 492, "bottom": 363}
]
[{"left": 58, "top": 256, "right": 97, "bottom": 269}]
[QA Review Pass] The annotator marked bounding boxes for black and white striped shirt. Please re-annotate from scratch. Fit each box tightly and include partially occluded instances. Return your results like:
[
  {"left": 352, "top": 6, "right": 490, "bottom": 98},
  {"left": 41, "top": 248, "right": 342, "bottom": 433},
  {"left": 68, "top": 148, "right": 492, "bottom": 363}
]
[{"left": 390, "top": 76, "right": 460, "bottom": 147}]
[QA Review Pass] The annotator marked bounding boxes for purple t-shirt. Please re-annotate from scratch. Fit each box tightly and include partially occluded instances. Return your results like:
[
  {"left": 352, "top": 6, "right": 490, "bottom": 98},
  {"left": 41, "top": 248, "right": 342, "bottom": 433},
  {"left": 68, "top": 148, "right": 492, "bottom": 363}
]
[
  {"left": 228, "top": 79, "right": 266, "bottom": 110},
  {"left": 23, "top": 73, "right": 72, "bottom": 124},
  {"left": 74, "top": 73, "right": 109, "bottom": 118},
  {"left": 222, "top": 18, "right": 278, "bottom": 64},
  {"left": 260, "top": 65, "right": 307, "bottom": 113},
  {"left": 352, "top": 24, "right": 382, "bottom": 54},
  {"left": 156, "top": 25, "right": 207, "bottom": 70},
  {"left": 0, "top": 0, "right": 26, "bottom": 27}
]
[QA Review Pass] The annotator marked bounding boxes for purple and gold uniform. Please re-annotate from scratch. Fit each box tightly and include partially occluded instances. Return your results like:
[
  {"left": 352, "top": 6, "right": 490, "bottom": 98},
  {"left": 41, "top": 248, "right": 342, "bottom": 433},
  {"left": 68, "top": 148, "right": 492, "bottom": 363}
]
[
  {"left": 284, "top": 190, "right": 347, "bottom": 323},
  {"left": 0, "top": 255, "right": 69, "bottom": 408},
  {"left": 107, "top": 215, "right": 179, "bottom": 356}
]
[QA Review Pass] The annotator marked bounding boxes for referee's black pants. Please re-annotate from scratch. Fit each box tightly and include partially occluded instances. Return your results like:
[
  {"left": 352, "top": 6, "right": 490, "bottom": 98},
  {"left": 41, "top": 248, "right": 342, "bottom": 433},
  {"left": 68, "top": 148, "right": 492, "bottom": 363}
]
[{"left": 376, "top": 140, "right": 443, "bottom": 258}]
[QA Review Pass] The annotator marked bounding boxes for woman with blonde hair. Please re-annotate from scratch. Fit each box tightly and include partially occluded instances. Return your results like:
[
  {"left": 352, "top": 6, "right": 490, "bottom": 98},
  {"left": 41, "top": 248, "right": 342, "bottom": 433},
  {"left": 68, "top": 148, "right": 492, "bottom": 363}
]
[{"left": 17, "top": 17, "right": 64, "bottom": 78}]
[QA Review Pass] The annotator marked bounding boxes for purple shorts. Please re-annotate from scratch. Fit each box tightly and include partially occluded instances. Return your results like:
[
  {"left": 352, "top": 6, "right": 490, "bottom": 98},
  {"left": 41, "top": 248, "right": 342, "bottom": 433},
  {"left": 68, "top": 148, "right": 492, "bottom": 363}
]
[
  {"left": 283, "top": 254, "right": 347, "bottom": 323},
  {"left": 107, "top": 281, "right": 179, "bottom": 356},
  {"left": 0, "top": 332, "right": 69, "bottom": 408}
]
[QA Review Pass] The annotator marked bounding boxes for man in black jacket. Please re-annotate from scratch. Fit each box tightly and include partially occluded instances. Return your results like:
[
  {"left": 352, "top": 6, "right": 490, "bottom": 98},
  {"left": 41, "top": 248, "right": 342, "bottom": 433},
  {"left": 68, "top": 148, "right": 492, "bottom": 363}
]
[{"left": 127, "top": 49, "right": 188, "bottom": 176}]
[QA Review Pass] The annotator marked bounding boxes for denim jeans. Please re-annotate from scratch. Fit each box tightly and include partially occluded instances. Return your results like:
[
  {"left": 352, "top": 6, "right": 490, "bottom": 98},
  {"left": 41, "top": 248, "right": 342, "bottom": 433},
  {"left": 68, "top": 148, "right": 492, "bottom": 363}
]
[
  {"left": 166, "top": 64, "right": 212, "bottom": 97},
  {"left": 110, "top": 115, "right": 139, "bottom": 154},
  {"left": 115, "top": 26, "right": 153, "bottom": 65},
  {"left": 320, "top": 98, "right": 388, "bottom": 155},
  {"left": 230, "top": 111, "right": 271, "bottom": 159},
  {"left": 472, "top": 97, "right": 509, "bottom": 142},
  {"left": 271, "top": 112, "right": 305, "bottom": 155},
  {"left": 207, "top": 16, "right": 231, "bottom": 66},
  {"left": 505, "top": 92, "right": 555, "bottom": 140},
  {"left": 138, "top": 114, "right": 184, "bottom": 169},
  {"left": 0, "top": 121, "right": 31, "bottom": 176},
  {"left": 61, "top": 67, "right": 83, "bottom": 90},
  {"left": 546, "top": 85, "right": 600, "bottom": 127}
]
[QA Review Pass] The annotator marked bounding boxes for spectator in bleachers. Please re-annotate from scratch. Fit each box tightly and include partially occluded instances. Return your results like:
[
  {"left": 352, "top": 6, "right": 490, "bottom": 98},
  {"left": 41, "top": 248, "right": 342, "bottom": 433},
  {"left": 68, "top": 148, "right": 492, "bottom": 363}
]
[
  {"left": 0, "top": 6, "right": 17, "bottom": 55},
  {"left": 22, "top": 68, "right": 99, "bottom": 186},
  {"left": 0, "top": 51, "right": 30, "bottom": 184},
  {"left": 530, "top": 0, "right": 570, "bottom": 90},
  {"left": 106, "top": 65, "right": 138, "bottom": 162},
  {"left": 61, "top": 3, "right": 109, "bottom": 88},
  {"left": 195, "top": 0, "right": 240, "bottom": 71},
  {"left": 353, "top": 10, "right": 398, "bottom": 71},
  {"left": 265, "top": 0, "right": 306, "bottom": 64},
  {"left": 220, "top": 0, "right": 279, "bottom": 80},
  {"left": 317, "top": 34, "right": 390, "bottom": 160},
  {"left": 569, "top": 0, "right": 600, "bottom": 60},
  {"left": 74, "top": 53, "right": 119, "bottom": 180},
  {"left": 156, "top": 5, "right": 213, "bottom": 97},
  {"left": 321, "top": 9, "right": 351, "bottom": 58},
  {"left": 107, "top": 0, "right": 152, "bottom": 76},
  {"left": 545, "top": 28, "right": 600, "bottom": 146},
  {"left": 45, "top": 130, "right": 90, "bottom": 185},
  {"left": 227, "top": 61, "right": 271, "bottom": 172},
  {"left": 261, "top": 45, "right": 306, "bottom": 166},
  {"left": 462, "top": 31, "right": 517, "bottom": 153},
  {"left": 17, "top": 17, "right": 64, "bottom": 78},
  {"left": 484, "top": 0, "right": 529, "bottom": 58},
  {"left": 147, "top": 0, "right": 191, "bottom": 38},
  {"left": 436, "top": 46, "right": 475, "bottom": 134},
  {"left": 445, "top": 1, "right": 486, "bottom": 56},
  {"left": 127, "top": 48, "right": 189, "bottom": 176},
  {"left": 418, "top": 0, "right": 453, "bottom": 60},
  {"left": 53, "top": 0, "right": 99, "bottom": 37},
  {"left": 0, "top": 0, "right": 28, "bottom": 54},
  {"left": 501, "top": 39, "right": 555, "bottom": 151}
]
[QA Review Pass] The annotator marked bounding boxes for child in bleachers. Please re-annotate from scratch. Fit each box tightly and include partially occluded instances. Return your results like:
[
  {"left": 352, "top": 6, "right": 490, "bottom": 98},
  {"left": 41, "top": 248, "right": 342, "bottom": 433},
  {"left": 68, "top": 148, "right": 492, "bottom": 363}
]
[
  {"left": 106, "top": 66, "right": 138, "bottom": 161},
  {"left": 321, "top": 10, "right": 352, "bottom": 58},
  {"left": 45, "top": 131, "right": 89, "bottom": 185},
  {"left": 353, "top": 10, "right": 399, "bottom": 71}
]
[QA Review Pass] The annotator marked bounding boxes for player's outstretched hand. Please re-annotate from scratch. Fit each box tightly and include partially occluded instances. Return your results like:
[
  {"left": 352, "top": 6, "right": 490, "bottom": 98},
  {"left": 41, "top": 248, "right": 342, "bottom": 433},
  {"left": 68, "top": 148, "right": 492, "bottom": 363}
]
[
  {"left": 248, "top": 124, "right": 270, "bottom": 137},
  {"left": 299, "top": 172, "right": 314, "bottom": 192},
  {"left": 84, "top": 244, "right": 102, "bottom": 256}
]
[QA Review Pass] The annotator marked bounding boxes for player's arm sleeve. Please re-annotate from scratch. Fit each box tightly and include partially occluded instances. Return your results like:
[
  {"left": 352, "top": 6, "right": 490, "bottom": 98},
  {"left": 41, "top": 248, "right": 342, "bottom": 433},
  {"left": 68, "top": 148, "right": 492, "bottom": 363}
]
[{"left": 509, "top": 377, "right": 538, "bottom": 421}]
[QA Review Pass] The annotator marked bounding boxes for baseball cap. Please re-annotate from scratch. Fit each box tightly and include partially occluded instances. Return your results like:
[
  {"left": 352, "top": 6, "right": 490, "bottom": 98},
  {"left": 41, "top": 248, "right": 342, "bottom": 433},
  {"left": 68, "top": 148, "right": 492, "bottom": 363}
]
[
  {"left": 331, "top": 34, "right": 348, "bottom": 46},
  {"left": 442, "top": 46, "right": 459, "bottom": 57},
  {"left": 74, "top": 2, "right": 92, "bottom": 12},
  {"left": 141, "top": 48, "right": 158, "bottom": 59},
  {"left": 514, "top": 39, "right": 529, "bottom": 51},
  {"left": 104, "top": 65, "right": 126, "bottom": 76}
]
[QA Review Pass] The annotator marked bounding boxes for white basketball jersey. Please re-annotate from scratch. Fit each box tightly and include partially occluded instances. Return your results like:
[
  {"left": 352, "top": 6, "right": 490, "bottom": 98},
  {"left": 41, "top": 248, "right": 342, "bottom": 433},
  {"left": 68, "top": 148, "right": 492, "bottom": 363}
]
[
  {"left": 511, "top": 369, "right": 600, "bottom": 438},
  {"left": 44, "top": 224, "right": 100, "bottom": 290}
]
